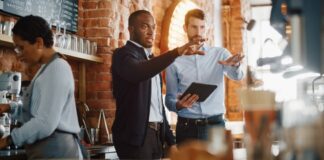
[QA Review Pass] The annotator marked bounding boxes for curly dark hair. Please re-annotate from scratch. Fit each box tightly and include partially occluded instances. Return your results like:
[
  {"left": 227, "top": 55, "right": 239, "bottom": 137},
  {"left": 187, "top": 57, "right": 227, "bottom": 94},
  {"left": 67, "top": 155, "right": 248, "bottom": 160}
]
[{"left": 12, "top": 15, "right": 54, "bottom": 48}]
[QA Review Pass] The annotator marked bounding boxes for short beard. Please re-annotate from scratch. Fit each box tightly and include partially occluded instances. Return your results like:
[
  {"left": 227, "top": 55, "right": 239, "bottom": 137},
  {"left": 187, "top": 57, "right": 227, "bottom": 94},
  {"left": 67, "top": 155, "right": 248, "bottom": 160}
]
[{"left": 188, "top": 35, "right": 203, "bottom": 42}]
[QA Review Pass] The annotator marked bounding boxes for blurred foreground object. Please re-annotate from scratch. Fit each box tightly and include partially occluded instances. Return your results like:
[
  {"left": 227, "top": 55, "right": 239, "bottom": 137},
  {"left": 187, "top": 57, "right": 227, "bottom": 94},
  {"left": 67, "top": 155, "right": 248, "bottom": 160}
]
[
  {"left": 239, "top": 90, "right": 276, "bottom": 160},
  {"left": 280, "top": 96, "right": 323, "bottom": 160},
  {"left": 246, "top": 66, "right": 263, "bottom": 88},
  {"left": 170, "top": 128, "right": 233, "bottom": 160}
]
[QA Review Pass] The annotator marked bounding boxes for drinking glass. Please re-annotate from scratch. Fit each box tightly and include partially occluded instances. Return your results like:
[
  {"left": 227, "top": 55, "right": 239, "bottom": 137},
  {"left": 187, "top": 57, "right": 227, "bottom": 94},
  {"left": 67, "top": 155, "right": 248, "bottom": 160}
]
[
  {"left": 90, "top": 42, "right": 97, "bottom": 55},
  {"left": 71, "top": 35, "right": 78, "bottom": 52},
  {"left": 84, "top": 39, "right": 91, "bottom": 54},
  {"left": 56, "top": 21, "right": 66, "bottom": 48},
  {"left": 78, "top": 37, "right": 84, "bottom": 53}
]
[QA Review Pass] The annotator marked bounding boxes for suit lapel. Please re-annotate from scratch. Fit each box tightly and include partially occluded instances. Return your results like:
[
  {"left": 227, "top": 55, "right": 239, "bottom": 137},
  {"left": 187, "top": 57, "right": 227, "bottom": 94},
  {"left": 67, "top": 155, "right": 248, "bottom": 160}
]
[{"left": 126, "top": 41, "right": 148, "bottom": 60}]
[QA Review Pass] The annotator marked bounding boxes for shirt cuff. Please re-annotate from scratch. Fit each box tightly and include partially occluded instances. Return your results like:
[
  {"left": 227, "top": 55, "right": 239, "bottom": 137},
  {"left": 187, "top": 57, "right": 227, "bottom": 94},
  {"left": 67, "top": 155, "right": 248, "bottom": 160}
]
[
  {"left": 9, "top": 102, "right": 18, "bottom": 114},
  {"left": 233, "top": 62, "right": 241, "bottom": 68}
]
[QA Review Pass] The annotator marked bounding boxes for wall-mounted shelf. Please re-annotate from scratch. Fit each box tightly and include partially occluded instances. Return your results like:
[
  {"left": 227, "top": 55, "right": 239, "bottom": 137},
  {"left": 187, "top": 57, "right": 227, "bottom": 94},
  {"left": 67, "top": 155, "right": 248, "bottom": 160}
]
[{"left": 0, "top": 34, "right": 103, "bottom": 63}]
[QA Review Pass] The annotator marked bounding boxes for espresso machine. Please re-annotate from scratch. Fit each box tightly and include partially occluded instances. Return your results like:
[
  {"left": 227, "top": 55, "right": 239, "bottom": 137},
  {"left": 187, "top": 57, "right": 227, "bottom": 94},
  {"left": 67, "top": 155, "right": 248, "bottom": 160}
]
[
  {"left": 259, "top": 0, "right": 324, "bottom": 159},
  {"left": 0, "top": 71, "right": 21, "bottom": 103},
  {"left": 0, "top": 71, "right": 21, "bottom": 139}
]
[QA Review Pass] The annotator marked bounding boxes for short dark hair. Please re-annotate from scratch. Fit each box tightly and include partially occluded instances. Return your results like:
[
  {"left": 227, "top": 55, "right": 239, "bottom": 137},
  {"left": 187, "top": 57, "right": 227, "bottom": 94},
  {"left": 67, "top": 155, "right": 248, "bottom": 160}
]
[
  {"left": 128, "top": 10, "right": 152, "bottom": 27},
  {"left": 185, "top": 9, "right": 205, "bottom": 26},
  {"left": 12, "top": 15, "right": 53, "bottom": 48}
]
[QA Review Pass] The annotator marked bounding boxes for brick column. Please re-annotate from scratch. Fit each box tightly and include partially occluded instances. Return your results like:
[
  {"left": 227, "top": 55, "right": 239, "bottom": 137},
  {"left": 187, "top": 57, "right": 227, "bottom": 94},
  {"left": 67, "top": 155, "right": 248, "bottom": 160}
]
[{"left": 222, "top": 0, "right": 245, "bottom": 120}]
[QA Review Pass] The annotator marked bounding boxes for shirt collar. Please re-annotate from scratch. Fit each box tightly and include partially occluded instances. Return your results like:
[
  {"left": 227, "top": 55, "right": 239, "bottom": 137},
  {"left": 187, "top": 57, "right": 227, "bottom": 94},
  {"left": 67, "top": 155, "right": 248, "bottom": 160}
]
[
  {"left": 128, "top": 40, "right": 142, "bottom": 48},
  {"left": 201, "top": 43, "right": 209, "bottom": 51},
  {"left": 128, "top": 40, "right": 152, "bottom": 57}
]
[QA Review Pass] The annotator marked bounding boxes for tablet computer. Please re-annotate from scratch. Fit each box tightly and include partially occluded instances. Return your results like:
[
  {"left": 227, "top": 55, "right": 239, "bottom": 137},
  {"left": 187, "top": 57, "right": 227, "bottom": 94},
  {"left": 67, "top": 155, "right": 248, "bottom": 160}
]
[{"left": 180, "top": 82, "right": 218, "bottom": 102}]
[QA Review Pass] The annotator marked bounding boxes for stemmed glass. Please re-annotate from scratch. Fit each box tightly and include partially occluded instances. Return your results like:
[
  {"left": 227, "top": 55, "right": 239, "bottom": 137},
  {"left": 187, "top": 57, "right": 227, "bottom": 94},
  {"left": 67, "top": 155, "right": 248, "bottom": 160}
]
[
  {"left": 63, "top": 23, "right": 71, "bottom": 50},
  {"left": 56, "top": 21, "right": 66, "bottom": 48},
  {"left": 50, "top": 18, "right": 60, "bottom": 47}
]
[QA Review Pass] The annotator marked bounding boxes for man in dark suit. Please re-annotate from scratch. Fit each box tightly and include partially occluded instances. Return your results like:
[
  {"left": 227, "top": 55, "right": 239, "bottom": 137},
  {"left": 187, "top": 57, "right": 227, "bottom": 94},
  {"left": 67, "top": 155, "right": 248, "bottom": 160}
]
[{"left": 111, "top": 10, "right": 205, "bottom": 159}]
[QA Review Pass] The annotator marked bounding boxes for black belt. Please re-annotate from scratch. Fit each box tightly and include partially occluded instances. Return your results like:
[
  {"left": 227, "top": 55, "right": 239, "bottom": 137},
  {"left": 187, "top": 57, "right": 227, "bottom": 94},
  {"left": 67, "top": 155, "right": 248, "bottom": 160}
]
[
  {"left": 178, "top": 114, "right": 224, "bottom": 126},
  {"left": 55, "top": 129, "right": 74, "bottom": 135},
  {"left": 148, "top": 122, "right": 162, "bottom": 131}
]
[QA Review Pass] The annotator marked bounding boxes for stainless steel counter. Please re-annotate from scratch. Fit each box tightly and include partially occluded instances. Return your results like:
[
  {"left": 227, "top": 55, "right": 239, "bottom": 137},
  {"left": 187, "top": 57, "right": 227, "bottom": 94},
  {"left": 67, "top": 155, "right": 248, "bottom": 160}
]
[
  {"left": 0, "top": 149, "right": 27, "bottom": 160},
  {"left": 86, "top": 144, "right": 117, "bottom": 159},
  {"left": 0, "top": 144, "right": 117, "bottom": 160}
]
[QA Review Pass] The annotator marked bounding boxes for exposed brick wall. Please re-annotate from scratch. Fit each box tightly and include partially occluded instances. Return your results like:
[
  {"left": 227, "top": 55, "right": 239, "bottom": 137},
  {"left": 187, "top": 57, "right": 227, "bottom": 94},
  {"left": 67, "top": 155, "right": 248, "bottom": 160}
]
[
  {"left": 222, "top": 0, "right": 246, "bottom": 120},
  {"left": 78, "top": 0, "right": 115, "bottom": 135},
  {"left": 0, "top": 0, "right": 246, "bottom": 140},
  {"left": 79, "top": 0, "right": 166, "bottom": 136}
]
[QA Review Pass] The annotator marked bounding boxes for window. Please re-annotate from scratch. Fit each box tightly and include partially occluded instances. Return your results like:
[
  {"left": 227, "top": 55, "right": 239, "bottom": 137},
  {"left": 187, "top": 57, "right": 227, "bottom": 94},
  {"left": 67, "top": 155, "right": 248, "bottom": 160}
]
[
  {"left": 248, "top": 6, "right": 297, "bottom": 102},
  {"left": 168, "top": 0, "right": 198, "bottom": 49}
]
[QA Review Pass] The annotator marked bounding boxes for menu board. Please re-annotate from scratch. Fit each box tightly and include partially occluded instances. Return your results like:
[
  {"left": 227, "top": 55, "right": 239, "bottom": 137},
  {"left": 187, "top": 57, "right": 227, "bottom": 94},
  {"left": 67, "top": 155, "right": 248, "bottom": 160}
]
[{"left": 0, "top": 0, "right": 78, "bottom": 32}]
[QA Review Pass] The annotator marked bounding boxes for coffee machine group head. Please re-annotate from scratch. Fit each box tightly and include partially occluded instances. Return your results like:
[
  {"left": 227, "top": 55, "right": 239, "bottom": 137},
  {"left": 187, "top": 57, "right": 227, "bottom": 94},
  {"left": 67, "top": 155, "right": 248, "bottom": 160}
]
[{"left": 0, "top": 72, "right": 21, "bottom": 103}]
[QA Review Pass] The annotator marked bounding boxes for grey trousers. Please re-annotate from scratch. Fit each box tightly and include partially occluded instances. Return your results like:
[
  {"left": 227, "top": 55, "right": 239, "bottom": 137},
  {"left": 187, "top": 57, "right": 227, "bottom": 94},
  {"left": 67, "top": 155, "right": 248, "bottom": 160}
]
[{"left": 25, "top": 130, "right": 82, "bottom": 159}]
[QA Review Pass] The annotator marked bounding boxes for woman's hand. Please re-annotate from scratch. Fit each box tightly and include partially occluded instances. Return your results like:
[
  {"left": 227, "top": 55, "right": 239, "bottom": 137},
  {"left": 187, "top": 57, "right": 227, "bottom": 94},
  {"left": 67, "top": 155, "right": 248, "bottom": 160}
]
[
  {"left": 0, "top": 137, "right": 10, "bottom": 149},
  {"left": 0, "top": 104, "right": 10, "bottom": 115}
]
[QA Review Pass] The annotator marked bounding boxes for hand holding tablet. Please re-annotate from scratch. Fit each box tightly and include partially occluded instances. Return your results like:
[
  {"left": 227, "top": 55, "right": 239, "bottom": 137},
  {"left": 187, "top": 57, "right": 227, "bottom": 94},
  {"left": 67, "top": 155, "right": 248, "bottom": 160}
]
[{"left": 180, "top": 82, "right": 218, "bottom": 102}]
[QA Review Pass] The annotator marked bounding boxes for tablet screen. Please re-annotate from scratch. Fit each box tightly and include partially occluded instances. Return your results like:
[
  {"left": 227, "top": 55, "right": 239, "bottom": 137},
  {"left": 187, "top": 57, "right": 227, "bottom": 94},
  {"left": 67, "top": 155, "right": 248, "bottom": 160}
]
[{"left": 180, "top": 82, "right": 217, "bottom": 102}]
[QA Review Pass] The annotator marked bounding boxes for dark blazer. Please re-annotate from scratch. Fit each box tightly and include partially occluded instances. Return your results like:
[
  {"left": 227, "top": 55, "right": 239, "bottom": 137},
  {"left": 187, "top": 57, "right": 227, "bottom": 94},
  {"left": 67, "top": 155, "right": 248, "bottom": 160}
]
[{"left": 111, "top": 41, "right": 179, "bottom": 147}]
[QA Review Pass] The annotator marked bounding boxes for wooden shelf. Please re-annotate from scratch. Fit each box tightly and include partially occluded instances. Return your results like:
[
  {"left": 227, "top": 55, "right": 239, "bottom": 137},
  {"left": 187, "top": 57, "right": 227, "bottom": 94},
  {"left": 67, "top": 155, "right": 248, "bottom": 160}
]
[
  {"left": 0, "top": 34, "right": 103, "bottom": 63},
  {"left": 0, "top": 34, "right": 13, "bottom": 47},
  {"left": 54, "top": 47, "right": 103, "bottom": 63}
]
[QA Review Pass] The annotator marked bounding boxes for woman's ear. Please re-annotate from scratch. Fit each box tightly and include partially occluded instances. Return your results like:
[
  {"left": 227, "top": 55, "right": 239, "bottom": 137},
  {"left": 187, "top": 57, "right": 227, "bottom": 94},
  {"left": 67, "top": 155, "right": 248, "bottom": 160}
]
[{"left": 35, "top": 37, "right": 44, "bottom": 49}]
